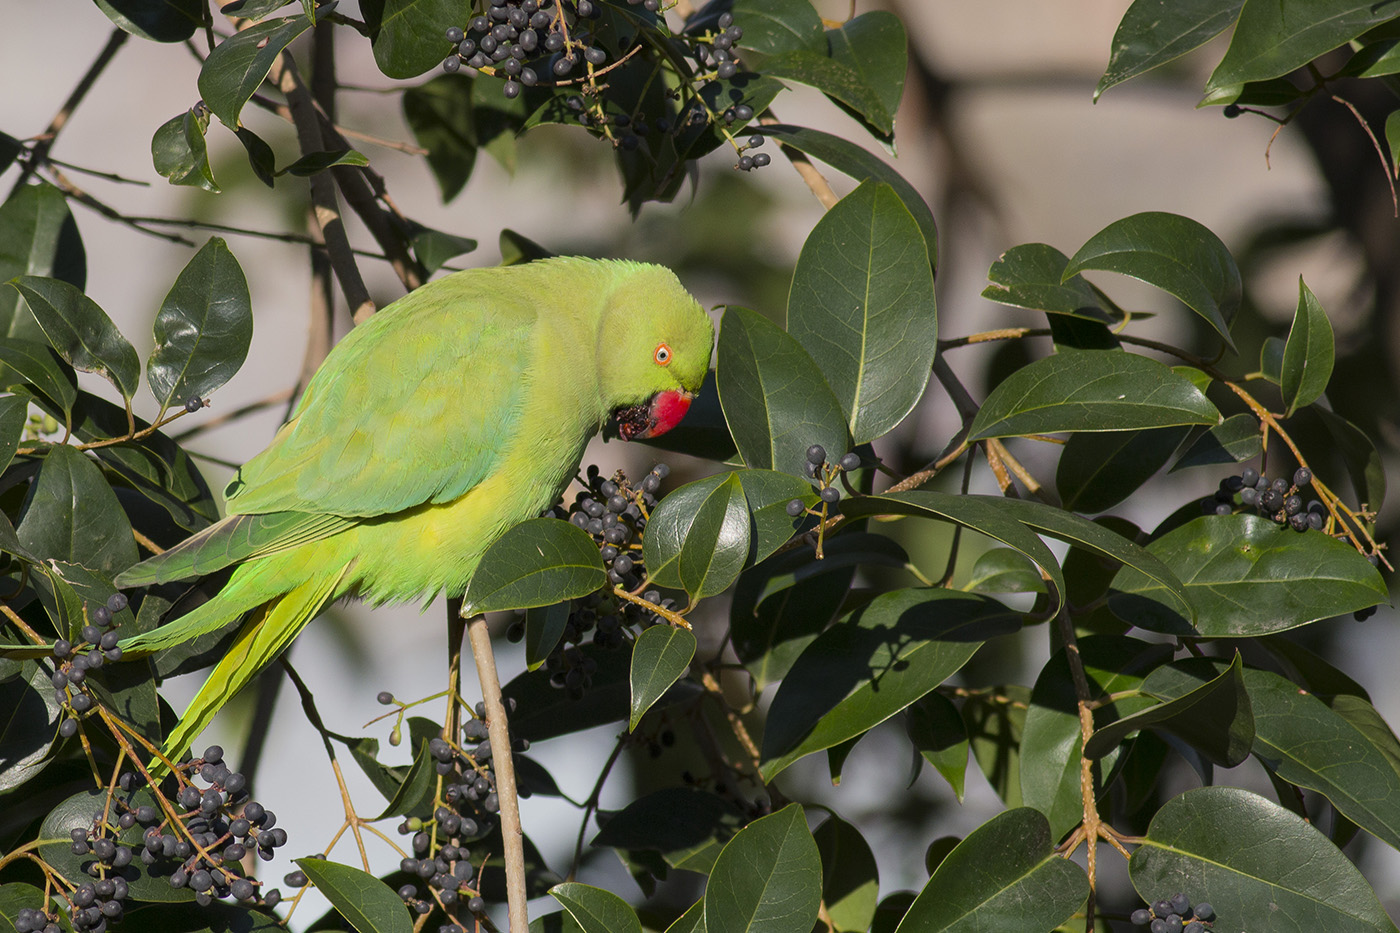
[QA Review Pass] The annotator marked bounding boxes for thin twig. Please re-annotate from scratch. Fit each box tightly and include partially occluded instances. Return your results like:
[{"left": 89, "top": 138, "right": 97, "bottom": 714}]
[
  {"left": 759, "top": 112, "right": 839, "bottom": 208},
  {"left": 170, "top": 387, "right": 295, "bottom": 441},
  {"left": 462, "top": 608, "right": 528, "bottom": 933},
  {"left": 1332, "top": 94, "right": 1398, "bottom": 216}
]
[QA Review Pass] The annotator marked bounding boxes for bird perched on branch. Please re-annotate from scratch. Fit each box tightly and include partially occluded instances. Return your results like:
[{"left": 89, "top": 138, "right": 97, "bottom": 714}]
[{"left": 116, "top": 257, "right": 714, "bottom": 760}]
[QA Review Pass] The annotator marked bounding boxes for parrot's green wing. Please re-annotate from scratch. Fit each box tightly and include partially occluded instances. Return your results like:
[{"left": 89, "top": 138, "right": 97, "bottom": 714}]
[
  {"left": 115, "top": 511, "right": 352, "bottom": 587},
  {"left": 227, "top": 278, "right": 538, "bottom": 517}
]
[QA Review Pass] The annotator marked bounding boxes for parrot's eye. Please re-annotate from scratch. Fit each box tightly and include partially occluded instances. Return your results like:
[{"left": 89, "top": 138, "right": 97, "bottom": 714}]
[{"left": 654, "top": 343, "right": 672, "bottom": 365}]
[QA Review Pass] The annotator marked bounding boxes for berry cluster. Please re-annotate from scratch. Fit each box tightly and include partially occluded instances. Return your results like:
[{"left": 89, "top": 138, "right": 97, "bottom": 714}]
[
  {"left": 1130, "top": 892, "right": 1214, "bottom": 931},
  {"left": 63, "top": 746, "right": 285, "bottom": 932},
  {"left": 1201, "top": 466, "right": 1325, "bottom": 532},
  {"left": 787, "top": 444, "right": 861, "bottom": 517},
  {"left": 443, "top": 0, "right": 621, "bottom": 98},
  {"left": 50, "top": 593, "right": 127, "bottom": 738},
  {"left": 12, "top": 907, "right": 61, "bottom": 933}
]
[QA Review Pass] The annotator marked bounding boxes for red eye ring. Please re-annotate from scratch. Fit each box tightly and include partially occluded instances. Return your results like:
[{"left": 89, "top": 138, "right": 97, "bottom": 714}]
[{"left": 654, "top": 343, "right": 672, "bottom": 365}]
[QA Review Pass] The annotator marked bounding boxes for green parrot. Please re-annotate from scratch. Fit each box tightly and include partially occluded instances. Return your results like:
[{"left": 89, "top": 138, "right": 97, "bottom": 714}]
[{"left": 115, "top": 257, "right": 714, "bottom": 762}]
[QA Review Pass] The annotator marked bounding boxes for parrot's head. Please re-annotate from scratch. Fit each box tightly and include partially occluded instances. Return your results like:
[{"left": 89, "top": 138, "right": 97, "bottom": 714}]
[{"left": 600, "top": 263, "right": 714, "bottom": 442}]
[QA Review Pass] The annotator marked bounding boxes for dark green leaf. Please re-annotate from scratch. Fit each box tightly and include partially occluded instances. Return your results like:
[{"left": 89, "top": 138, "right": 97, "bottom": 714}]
[
  {"left": 906, "top": 692, "right": 970, "bottom": 801},
  {"left": 407, "top": 225, "right": 477, "bottom": 275},
  {"left": 1056, "top": 426, "right": 1190, "bottom": 513},
  {"left": 524, "top": 601, "right": 569, "bottom": 671},
  {"left": 761, "top": 588, "right": 1020, "bottom": 781},
  {"left": 732, "top": 548, "right": 858, "bottom": 690},
  {"left": 734, "top": 469, "right": 816, "bottom": 564},
  {"left": 18, "top": 444, "right": 136, "bottom": 574},
  {"left": 705, "top": 805, "right": 821, "bottom": 933},
  {"left": 1095, "top": 0, "right": 1244, "bottom": 99},
  {"left": 1261, "top": 334, "right": 1285, "bottom": 384},
  {"left": 1130, "top": 786, "right": 1399, "bottom": 932},
  {"left": 643, "top": 472, "right": 750, "bottom": 600},
  {"left": 365, "top": 0, "right": 459, "bottom": 79},
  {"left": 963, "top": 684, "right": 1030, "bottom": 808},
  {"left": 403, "top": 74, "right": 477, "bottom": 202},
  {"left": 962, "top": 547, "right": 1046, "bottom": 595},
  {"left": 1021, "top": 636, "right": 1170, "bottom": 840},
  {"left": 503, "top": 644, "right": 640, "bottom": 742},
  {"left": 1171, "top": 412, "right": 1262, "bottom": 470},
  {"left": 235, "top": 127, "right": 277, "bottom": 187},
  {"left": 663, "top": 901, "right": 704, "bottom": 933},
  {"left": 1109, "top": 514, "right": 1387, "bottom": 637},
  {"left": 824, "top": 11, "right": 906, "bottom": 138},
  {"left": 92, "top": 0, "right": 202, "bottom": 42},
  {"left": 1086, "top": 654, "right": 1254, "bottom": 766},
  {"left": 369, "top": 738, "right": 436, "bottom": 821},
  {"left": 1294, "top": 406, "right": 1386, "bottom": 510},
  {"left": 0, "top": 182, "right": 86, "bottom": 343},
  {"left": 151, "top": 107, "right": 220, "bottom": 193},
  {"left": 731, "top": 0, "right": 825, "bottom": 55},
  {"left": 814, "top": 815, "right": 880, "bottom": 933},
  {"left": 1280, "top": 277, "right": 1334, "bottom": 417},
  {"left": 591, "top": 787, "right": 744, "bottom": 873},
  {"left": 788, "top": 181, "right": 937, "bottom": 444},
  {"left": 1063, "top": 212, "right": 1240, "bottom": 349},
  {"left": 147, "top": 237, "right": 253, "bottom": 412},
  {"left": 897, "top": 809, "right": 1088, "bottom": 932},
  {"left": 1388, "top": 110, "right": 1400, "bottom": 176},
  {"left": 753, "top": 124, "right": 937, "bottom": 268},
  {"left": 550, "top": 884, "right": 641, "bottom": 933},
  {"left": 10, "top": 276, "right": 140, "bottom": 400},
  {"left": 1205, "top": 1, "right": 1399, "bottom": 100},
  {"left": 0, "top": 662, "right": 61, "bottom": 792},
  {"left": 198, "top": 16, "right": 314, "bottom": 128},
  {"left": 40, "top": 788, "right": 196, "bottom": 903},
  {"left": 221, "top": 0, "right": 296, "bottom": 20},
  {"left": 970, "top": 348, "right": 1219, "bottom": 439},
  {"left": 982, "top": 243, "right": 1111, "bottom": 320},
  {"left": 281, "top": 149, "right": 369, "bottom": 176},
  {"left": 629, "top": 623, "right": 696, "bottom": 730},
  {"left": 463, "top": 519, "right": 604, "bottom": 615},
  {"left": 1245, "top": 668, "right": 1400, "bottom": 851},
  {"left": 296, "top": 858, "right": 413, "bottom": 933},
  {"left": 0, "top": 340, "right": 77, "bottom": 423},
  {"left": 715, "top": 305, "right": 849, "bottom": 478},
  {"left": 0, "top": 394, "right": 29, "bottom": 476}
]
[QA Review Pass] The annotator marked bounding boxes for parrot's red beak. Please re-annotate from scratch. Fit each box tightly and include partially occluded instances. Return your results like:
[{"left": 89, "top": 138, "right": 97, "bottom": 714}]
[{"left": 612, "top": 389, "right": 694, "bottom": 441}]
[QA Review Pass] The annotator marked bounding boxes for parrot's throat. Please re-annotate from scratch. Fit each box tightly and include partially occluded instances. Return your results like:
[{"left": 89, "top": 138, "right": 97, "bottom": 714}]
[{"left": 611, "top": 390, "right": 693, "bottom": 441}]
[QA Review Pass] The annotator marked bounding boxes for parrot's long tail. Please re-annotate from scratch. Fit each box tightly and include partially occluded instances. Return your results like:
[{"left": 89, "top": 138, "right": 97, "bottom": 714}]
[{"left": 123, "top": 561, "right": 352, "bottom": 771}]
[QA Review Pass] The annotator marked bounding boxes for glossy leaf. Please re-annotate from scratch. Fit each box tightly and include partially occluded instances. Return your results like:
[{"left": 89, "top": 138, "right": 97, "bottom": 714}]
[
  {"left": 814, "top": 815, "right": 880, "bottom": 933},
  {"left": 93, "top": 0, "right": 202, "bottom": 42},
  {"left": 896, "top": 809, "right": 1087, "bottom": 932},
  {"left": 199, "top": 15, "right": 314, "bottom": 128},
  {"left": 754, "top": 124, "right": 937, "bottom": 268},
  {"left": 764, "top": 12, "right": 906, "bottom": 138},
  {"left": 0, "top": 340, "right": 77, "bottom": 422},
  {"left": 1171, "top": 412, "right": 1261, "bottom": 470},
  {"left": 17, "top": 445, "right": 136, "bottom": 574},
  {"left": 462, "top": 518, "right": 604, "bottom": 615},
  {"left": 368, "top": 738, "right": 436, "bottom": 821},
  {"left": 1311, "top": 406, "right": 1386, "bottom": 509},
  {"left": 0, "top": 182, "right": 86, "bottom": 346},
  {"left": 1057, "top": 426, "right": 1190, "bottom": 513},
  {"left": 1130, "top": 786, "right": 1399, "bottom": 932},
  {"left": 1110, "top": 514, "right": 1387, "bottom": 637},
  {"left": 962, "top": 547, "right": 1046, "bottom": 595},
  {"left": 982, "top": 243, "right": 1109, "bottom": 320},
  {"left": 0, "top": 394, "right": 26, "bottom": 476},
  {"left": 969, "top": 349, "right": 1219, "bottom": 440},
  {"left": 705, "top": 804, "right": 821, "bottom": 933},
  {"left": 296, "top": 857, "right": 413, "bottom": 933},
  {"left": 735, "top": 469, "right": 817, "bottom": 564},
  {"left": 147, "top": 237, "right": 253, "bottom": 412},
  {"left": 788, "top": 180, "right": 937, "bottom": 444},
  {"left": 235, "top": 126, "right": 277, "bottom": 186},
  {"left": 403, "top": 74, "right": 478, "bottom": 202},
  {"left": 1280, "top": 277, "right": 1334, "bottom": 417},
  {"left": 503, "top": 644, "right": 648, "bottom": 742},
  {"left": 1021, "top": 636, "right": 1169, "bottom": 840},
  {"left": 0, "top": 663, "right": 61, "bottom": 792},
  {"left": 591, "top": 787, "right": 744, "bottom": 874},
  {"left": 1085, "top": 654, "right": 1254, "bottom": 766},
  {"left": 1206, "top": 1, "right": 1398, "bottom": 101},
  {"left": 1064, "top": 212, "right": 1241, "bottom": 349},
  {"left": 1096, "top": 0, "right": 1244, "bottom": 99},
  {"left": 644, "top": 472, "right": 749, "bottom": 599},
  {"left": 524, "top": 601, "right": 569, "bottom": 671},
  {"left": 716, "top": 306, "right": 849, "bottom": 478},
  {"left": 664, "top": 901, "right": 704, "bottom": 933},
  {"left": 365, "top": 0, "right": 460, "bottom": 79},
  {"left": 731, "top": 0, "right": 825, "bottom": 55},
  {"left": 11, "top": 277, "right": 139, "bottom": 401},
  {"left": 1245, "top": 668, "right": 1400, "bottom": 851},
  {"left": 408, "top": 225, "right": 477, "bottom": 276},
  {"left": 906, "top": 692, "right": 970, "bottom": 801},
  {"left": 629, "top": 624, "right": 696, "bottom": 731},
  {"left": 151, "top": 107, "right": 219, "bottom": 193},
  {"left": 760, "top": 588, "right": 1020, "bottom": 781},
  {"left": 551, "top": 883, "right": 642, "bottom": 933},
  {"left": 281, "top": 149, "right": 370, "bottom": 176}
]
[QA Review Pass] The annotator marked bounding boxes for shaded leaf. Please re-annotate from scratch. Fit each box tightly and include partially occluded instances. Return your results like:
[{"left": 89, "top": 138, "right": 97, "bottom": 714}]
[
  {"left": 403, "top": 74, "right": 478, "bottom": 202},
  {"left": 788, "top": 180, "right": 937, "bottom": 444},
  {"left": 969, "top": 349, "right": 1219, "bottom": 440},
  {"left": 1171, "top": 412, "right": 1261, "bottom": 470},
  {"left": 705, "top": 805, "right": 821, "bottom": 933},
  {"left": 10, "top": 277, "right": 140, "bottom": 401},
  {"left": 93, "top": 0, "right": 202, "bottom": 42},
  {"left": 407, "top": 225, "right": 476, "bottom": 276},
  {"left": 1280, "top": 277, "right": 1334, "bottom": 417},
  {"left": 0, "top": 182, "right": 86, "bottom": 344},
  {"left": 0, "top": 662, "right": 62, "bottom": 792},
  {"left": 592, "top": 787, "right": 744, "bottom": 874},
  {"left": 1064, "top": 212, "right": 1240, "bottom": 349},
  {"left": 814, "top": 815, "right": 880, "bottom": 933},
  {"left": 235, "top": 127, "right": 277, "bottom": 187},
  {"left": 17, "top": 445, "right": 136, "bottom": 574},
  {"left": 0, "top": 394, "right": 28, "bottom": 476},
  {"left": 147, "top": 237, "right": 253, "bottom": 412},
  {"left": 462, "top": 518, "right": 604, "bottom": 615},
  {"left": 629, "top": 624, "right": 696, "bottom": 731},
  {"left": 0, "top": 340, "right": 77, "bottom": 423},
  {"left": 906, "top": 692, "right": 970, "bottom": 801},
  {"left": 963, "top": 684, "right": 1030, "bottom": 808},
  {"left": 524, "top": 601, "right": 569, "bottom": 671},
  {"left": 896, "top": 809, "right": 1087, "bottom": 932},
  {"left": 1057, "top": 426, "right": 1190, "bottom": 513},
  {"left": 1130, "top": 786, "right": 1399, "bottom": 932},
  {"left": 962, "top": 547, "right": 1046, "bottom": 595},
  {"left": 151, "top": 107, "right": 219, "bottom": 192}
]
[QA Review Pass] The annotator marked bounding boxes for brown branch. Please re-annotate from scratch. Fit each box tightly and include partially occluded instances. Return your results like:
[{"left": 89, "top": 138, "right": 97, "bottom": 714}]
[
  {"left": 759, "top": 112, "right": 839, "bottom": 209},
  {"left": 1332, "top": 94, "right": 1398, "bottom": 217},
  {"left": 45, "top": 168, "right": 197, "bottom": 246}
]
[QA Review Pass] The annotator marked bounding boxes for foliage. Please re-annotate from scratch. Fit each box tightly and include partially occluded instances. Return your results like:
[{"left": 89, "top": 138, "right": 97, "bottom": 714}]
[{"left": 1, "top": 2, "right": 1398, "bottom": 933}]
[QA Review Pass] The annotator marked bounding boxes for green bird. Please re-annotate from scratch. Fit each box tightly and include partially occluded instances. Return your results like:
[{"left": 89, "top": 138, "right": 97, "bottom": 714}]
[{"left": 115, "top": 257, "right": 714, "bottom": 762}]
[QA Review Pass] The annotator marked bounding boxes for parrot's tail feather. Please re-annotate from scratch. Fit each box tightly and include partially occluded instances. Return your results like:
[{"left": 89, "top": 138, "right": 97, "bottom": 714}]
[
  {"left": 117, "top": 574, "right": 279, "bottom": 657},
  {"left": 115, "top": 511, "right": 352, "bottom": 588},
  {"left": 157, "top": 562, "right": 352, "bottom": 765}
]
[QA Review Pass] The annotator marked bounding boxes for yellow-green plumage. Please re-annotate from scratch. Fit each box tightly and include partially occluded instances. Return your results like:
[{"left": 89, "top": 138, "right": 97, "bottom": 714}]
[{"left": 116, "top": 257, "right": 714, "bottom": 761}]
